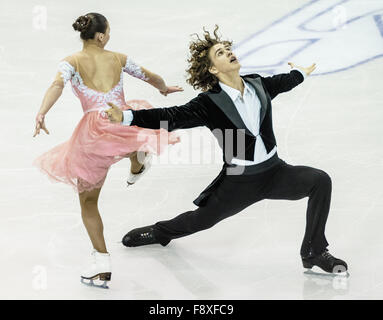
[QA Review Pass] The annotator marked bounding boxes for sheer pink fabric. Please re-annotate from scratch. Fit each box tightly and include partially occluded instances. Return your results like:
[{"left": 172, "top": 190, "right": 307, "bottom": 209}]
[{"left": 34, "top": 61, "right": 180, "bottom": 193}]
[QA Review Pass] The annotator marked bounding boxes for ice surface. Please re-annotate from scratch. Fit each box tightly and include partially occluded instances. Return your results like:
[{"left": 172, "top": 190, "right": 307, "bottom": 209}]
[{"left": 0, "top": 0, "right": 382, "bottom": 299}]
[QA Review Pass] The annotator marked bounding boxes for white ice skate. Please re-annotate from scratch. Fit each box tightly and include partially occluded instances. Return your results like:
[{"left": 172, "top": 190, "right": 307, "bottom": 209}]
[
  {"left": 127, "top": 153, "right": 153, "bottom": 187},
  {"left": 80, "top": 250, "right": 112, "bottom": 289}
]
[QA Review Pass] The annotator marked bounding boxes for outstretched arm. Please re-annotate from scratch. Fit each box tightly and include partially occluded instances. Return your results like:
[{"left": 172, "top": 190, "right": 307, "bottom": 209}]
[
  {"left": 141, "top": 66, "right": 184, "bottom": 96},
  {"left": 33, "top": 56, "right": 77, "bottom": 137},
  {"left": 33, "top": 74, "right": 64, "bottom": 137},
  {"left": 260, "top": 62, "right": 316, "bottom": 100},
  {"left": 117, "top": 52, "right": 183, "bottom": 96},
  {"left": 106, "top": 95, "right": 210, "bottom": 132}
]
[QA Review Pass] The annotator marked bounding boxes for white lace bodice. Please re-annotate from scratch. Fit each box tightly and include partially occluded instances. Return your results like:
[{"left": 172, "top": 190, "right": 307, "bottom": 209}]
[{"left": 58, "top": 57, "right": 148, "bottom": 114}]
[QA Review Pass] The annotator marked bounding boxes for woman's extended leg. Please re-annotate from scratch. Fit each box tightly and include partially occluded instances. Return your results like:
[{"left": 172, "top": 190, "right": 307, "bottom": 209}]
[{"left": 79, "top": 186, "right": 107, "bottom": 253}]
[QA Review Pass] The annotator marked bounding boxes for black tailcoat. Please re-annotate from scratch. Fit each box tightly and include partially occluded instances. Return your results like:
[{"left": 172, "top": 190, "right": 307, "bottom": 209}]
[{"left": 129, "top": 70, "right": 304, "bottom": 206}]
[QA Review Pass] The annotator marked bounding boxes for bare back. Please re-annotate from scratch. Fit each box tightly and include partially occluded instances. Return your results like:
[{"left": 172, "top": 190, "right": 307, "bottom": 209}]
[{"left": 70, "top": 50, "right": 125, "bottom": 93}]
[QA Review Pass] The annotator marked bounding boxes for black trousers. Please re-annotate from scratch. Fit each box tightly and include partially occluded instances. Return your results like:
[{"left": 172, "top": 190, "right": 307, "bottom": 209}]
[{"left": 154, "top": 157, "right": 331, "bottom": 257}]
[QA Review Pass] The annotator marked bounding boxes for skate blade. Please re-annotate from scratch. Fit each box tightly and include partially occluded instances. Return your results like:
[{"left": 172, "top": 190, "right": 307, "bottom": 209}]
[
  {"left": 81, "top": 278, "right": 109, "bottom": 289},
  {"left": 304, "top": 269, "right": 350, "bottom": 278},
  {"left": 81, "top": 275, "right": 110, "bottom": 289}
]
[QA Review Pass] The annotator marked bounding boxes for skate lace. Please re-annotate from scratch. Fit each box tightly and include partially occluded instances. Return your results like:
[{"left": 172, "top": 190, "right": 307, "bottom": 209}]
[
  {"left": 321, "top": 250, "right": 334, "bottom": 260},
  {"left": 140, "top": 231, "right": 153, "bottom": 239}
]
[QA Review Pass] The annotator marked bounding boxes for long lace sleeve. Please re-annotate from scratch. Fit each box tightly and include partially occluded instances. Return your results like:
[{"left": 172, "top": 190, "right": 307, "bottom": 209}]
[
  {"left": 58, "top": 61, "right": 75, "bottom": 86},
  {"left": 123, "top": 57, "right": 149, "bottom": 81}
]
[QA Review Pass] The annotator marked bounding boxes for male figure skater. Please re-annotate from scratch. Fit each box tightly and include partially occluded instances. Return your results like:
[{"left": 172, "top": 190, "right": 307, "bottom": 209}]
[{"left": 106, "top": 27, "right": 348, "bottom": 275}]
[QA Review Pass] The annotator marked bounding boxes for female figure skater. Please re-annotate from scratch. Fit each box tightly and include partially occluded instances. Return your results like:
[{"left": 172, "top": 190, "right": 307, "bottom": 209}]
[{"left": 33, "top": 13, "right": 182, "bottom": 288}]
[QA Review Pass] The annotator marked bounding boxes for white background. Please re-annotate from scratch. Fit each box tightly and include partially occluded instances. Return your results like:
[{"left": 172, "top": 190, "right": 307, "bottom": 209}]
[{"left": 0, "top": 0, "right": 382, "bottom": 299}]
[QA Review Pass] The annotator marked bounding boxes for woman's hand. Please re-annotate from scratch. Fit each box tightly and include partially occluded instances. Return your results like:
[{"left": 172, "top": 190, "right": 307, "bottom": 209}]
[
  {"left": 106, "top": 103, "right": 123, "bottom": 123},
  {"left": 33, "top": 114, "right": 50, "bottom": 137},
  {"left": 159, "top": 86, "right": 184, "bottom": 96},
  {"left": 288, "top": 62, "right": 316, "bottom": 76}
]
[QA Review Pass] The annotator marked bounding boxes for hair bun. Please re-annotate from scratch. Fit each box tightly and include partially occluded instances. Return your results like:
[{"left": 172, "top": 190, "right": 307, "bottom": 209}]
[{"left": 72, "top": 15, "right": 92, "bottom": 33}]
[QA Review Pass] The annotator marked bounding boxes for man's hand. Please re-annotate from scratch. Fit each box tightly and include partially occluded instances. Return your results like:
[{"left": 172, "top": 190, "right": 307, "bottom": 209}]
[
  {"left": 33, "top": 114, "right": 50, "bottom": 137},
  {"left": 159, "top": 86, "right": 184, "bottom": 96},
  {"left": 106, "top": 103, "right": 123, "bottom": 123},
  {"left": 288, "top": 62, "right": 316, "bottom": 76}
]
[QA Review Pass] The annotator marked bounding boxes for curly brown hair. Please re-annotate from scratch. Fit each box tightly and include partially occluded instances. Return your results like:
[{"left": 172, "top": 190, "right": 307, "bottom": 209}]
[{"left": 186, "top": 25, "right": 233, "bottom": 92}]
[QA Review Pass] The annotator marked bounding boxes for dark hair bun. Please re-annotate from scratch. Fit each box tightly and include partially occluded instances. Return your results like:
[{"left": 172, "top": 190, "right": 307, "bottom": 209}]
[
  {"left": 72, "top": 15, "right": 92, "bottom": 33},
  {"left": 72, "top": 13, "right": 107, "bottom": 41}
]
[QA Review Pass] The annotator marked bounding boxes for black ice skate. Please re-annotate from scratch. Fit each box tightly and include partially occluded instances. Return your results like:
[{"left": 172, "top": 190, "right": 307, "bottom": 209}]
[
  {"left": 302, "top": 249, "right": 349, "bottom": 277},
  {"left": 122, "top": 225, "right": 170, "bottom": 247}
]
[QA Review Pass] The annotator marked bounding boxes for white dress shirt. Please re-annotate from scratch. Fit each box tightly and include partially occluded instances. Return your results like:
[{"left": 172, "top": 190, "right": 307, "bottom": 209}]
[
  {"left": 224, "top": 68, "right": 306, "bottom": 165},
  {"left": 219, "top": 79, "right": 277, "bottom": 166},
  {"left": 122, "top": 69, "right": 306, "bottom": 166}
]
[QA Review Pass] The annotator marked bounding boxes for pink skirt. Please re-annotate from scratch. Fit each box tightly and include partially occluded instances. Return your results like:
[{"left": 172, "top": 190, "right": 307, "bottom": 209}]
[{"left": 33, "top": 100, "right": 180, "bottom": 193}]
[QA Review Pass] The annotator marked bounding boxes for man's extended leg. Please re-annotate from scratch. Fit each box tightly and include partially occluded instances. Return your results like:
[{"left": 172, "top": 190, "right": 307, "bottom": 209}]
[
  {"left": 264, "top": 161, "right": 331, "bottom": 256},
  {"left": 263, "top": 161, "right": 347, "bottom": 274},
  {"left": 123, "top": 172, "right": 268, "bottom": 246}
]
